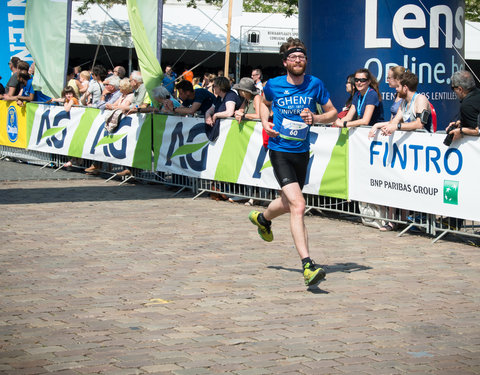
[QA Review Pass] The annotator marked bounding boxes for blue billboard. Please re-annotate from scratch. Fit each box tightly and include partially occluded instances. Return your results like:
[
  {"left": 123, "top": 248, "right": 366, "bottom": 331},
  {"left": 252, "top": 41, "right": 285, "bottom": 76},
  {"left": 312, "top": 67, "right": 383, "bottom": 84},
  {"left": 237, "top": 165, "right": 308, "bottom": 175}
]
[
  {"left": 299, "top": 0, "right": 465, "bottom": 130},
  {"left": 0, "top": 0, "right": 32, "bottom": 90}
]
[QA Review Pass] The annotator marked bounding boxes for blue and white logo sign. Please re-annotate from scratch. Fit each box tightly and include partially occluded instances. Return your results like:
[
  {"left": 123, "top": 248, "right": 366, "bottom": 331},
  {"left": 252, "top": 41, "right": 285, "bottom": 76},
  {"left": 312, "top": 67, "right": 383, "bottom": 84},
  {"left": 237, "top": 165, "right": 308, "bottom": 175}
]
[
  {"left": 7, "top": 105, "right": 18, "bottom": 143},
  {"left": 300, "top": 0, "right": 464, "bottom": 131}
]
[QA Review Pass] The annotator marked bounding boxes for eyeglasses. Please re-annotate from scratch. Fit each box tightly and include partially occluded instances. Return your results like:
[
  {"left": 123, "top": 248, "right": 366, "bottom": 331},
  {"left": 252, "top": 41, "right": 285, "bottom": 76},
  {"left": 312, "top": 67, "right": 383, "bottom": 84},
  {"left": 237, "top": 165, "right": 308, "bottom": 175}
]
[
  {"left": 354, "top": 78, "right": 368, "bottom": 83},
  {"left": 286, "top": 54, "right": 306, "bottom": 62},
  {"left": 451, "top": 86, "right": 458, "bottom": 91}
]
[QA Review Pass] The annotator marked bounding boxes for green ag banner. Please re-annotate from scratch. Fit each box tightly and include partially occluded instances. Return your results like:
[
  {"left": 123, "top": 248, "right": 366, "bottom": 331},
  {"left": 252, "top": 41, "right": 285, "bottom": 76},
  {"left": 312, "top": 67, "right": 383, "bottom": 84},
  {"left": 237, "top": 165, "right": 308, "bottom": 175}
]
[
  {"left": 26, "top": 104, "right": 152, "bottom": 170},
  {"left": 154, "top": 116, "right": 348, "bottom": 199}
]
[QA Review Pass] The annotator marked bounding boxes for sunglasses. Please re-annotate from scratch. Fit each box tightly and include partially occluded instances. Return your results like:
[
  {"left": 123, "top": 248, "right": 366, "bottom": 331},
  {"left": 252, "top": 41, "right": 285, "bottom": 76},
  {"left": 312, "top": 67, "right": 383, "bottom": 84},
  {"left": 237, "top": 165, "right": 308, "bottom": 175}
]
[
  {"left": 451, "top": 86, "right": 458, "bottom": 91},
  {"left": 354, "top": 78, "right": 368, "bottom": 83}
]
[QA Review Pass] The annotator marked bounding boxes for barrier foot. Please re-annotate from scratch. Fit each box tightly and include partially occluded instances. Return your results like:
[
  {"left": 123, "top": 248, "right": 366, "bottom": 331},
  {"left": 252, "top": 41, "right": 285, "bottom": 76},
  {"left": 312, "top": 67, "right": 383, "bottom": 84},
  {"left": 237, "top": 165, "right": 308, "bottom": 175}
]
[
  {"left": 40, "top": 161, "right": 52, "bottom": 169},
  {"left": 432, "top": 230, "right": 449, "bottom": 244},
  {"left": 397, "top": 223, "right": 415, "bottom": 237},
  {"left": 54, "top": 165, "right": 65, "bottom": 172},
  {"left": 105, "top": 174, "right": 117, "bottom": 182},
  {"left": 172, "top": 186, "right": 186, "bottom": 197},
  {"left": 192, "top": 190, "right": 207, "bottom": 200},
  {"left": 118, "top": 175, "right": 134, "bottom": 186}
]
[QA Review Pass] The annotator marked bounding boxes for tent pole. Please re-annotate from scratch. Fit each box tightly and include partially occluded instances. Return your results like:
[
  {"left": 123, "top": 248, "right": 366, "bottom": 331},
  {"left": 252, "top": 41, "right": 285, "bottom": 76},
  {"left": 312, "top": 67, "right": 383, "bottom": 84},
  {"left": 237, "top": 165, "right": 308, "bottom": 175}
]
[
  {"left": 157, "top": 0, "right": 163, "bottom": 64},
  {"left": 64, "top": 0, "right": 72, "bottom": 87},
  {"left": 224, "top": 0, "right": 233, "bottom": 77}
]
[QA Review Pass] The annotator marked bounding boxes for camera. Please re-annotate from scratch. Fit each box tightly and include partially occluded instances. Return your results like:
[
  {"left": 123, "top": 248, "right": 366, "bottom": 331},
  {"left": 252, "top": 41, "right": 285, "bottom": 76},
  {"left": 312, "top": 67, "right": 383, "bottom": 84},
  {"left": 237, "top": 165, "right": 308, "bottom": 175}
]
[{"left": 443, "top": 126, "right": 455, "bottom": 146}]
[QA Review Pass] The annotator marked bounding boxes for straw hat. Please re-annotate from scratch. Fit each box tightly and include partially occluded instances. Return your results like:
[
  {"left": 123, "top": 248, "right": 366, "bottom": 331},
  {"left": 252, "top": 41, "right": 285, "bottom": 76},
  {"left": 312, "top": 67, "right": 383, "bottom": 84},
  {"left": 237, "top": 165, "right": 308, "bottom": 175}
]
[{"left": 233, "top": 77, "right": 260, "bottom": 95}]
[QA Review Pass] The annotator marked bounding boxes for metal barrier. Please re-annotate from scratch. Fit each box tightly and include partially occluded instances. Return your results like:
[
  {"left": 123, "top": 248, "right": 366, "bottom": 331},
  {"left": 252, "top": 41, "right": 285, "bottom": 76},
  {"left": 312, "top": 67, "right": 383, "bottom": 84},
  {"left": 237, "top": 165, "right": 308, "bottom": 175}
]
[{"left": 1, "top": 145, "right": 479, "bottom": 246}]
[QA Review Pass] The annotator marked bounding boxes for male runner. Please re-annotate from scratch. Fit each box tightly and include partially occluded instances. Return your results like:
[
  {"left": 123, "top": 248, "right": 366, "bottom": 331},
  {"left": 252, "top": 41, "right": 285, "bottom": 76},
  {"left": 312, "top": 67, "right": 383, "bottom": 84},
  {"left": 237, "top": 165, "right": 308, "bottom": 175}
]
[{"left": 249, "top": 38, "right": 338, "bottom": 286}]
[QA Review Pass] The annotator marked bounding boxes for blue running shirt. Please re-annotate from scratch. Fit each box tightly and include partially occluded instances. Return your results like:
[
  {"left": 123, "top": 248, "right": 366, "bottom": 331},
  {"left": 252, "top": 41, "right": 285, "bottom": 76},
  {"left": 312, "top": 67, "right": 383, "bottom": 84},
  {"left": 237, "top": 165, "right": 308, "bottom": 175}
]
[{"left": 263, "top": 75, "right": 330, "bottom": 153}]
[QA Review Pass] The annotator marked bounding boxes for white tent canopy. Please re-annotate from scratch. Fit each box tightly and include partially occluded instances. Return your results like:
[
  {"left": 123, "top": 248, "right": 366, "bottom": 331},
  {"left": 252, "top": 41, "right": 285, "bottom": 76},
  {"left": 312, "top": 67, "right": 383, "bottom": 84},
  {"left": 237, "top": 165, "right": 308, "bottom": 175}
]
[
  {"left": 465, "top": 21, "right": 480, "bottom": 60},
  {"left": 71, "top": 2, "right": 479, "bottom": 60},
  {"left": 70, "top": 1, "right": 298, "bottom": 54}
]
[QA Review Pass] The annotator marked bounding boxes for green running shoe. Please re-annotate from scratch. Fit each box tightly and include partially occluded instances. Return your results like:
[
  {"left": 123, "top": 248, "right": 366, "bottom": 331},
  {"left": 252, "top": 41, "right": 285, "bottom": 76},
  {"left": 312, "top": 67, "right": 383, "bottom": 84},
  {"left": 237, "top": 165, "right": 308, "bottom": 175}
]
[
  {"left": 303, "top": 261, "right": 326, "bottom": 286},
  {"left": 248, "top": 210, "right": 273, "bottom": 242}
]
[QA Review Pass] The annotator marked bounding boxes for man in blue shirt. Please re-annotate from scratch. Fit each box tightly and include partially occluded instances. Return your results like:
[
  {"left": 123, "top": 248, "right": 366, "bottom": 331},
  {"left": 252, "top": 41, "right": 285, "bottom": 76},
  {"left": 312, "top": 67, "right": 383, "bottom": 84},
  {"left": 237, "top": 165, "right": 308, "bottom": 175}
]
[
  {"left": 174, "top": 80, "right": 216, "bottom": 116},
  {"left": 248, "top": 37, "right": 338, "bottom": 287},
  {"left": 162, "top": 65, "right": 177, "bottom": 95}
]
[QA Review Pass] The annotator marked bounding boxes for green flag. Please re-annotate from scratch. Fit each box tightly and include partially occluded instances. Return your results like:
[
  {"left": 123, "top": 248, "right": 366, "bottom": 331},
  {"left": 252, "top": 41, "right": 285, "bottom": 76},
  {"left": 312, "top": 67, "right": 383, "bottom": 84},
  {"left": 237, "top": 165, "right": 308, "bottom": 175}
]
[
  {"left": 127, "top": 0, "right": 163, "bottom": 108},
  {"left": 25, "top": 0, "right": 70, "bottom": 98}
]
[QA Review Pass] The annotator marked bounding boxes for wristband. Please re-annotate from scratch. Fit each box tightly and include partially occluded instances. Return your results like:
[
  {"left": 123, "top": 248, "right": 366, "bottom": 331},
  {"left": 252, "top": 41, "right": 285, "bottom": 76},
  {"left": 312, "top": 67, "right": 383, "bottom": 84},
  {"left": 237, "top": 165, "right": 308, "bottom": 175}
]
[
  {"left": 397, "top": 123, "right": 401, "bottom": 130},
  {"left": 459, "top": 127, "right": 464, "bottom": 135},
  {"left": 343, "top": 121, "right": 347, "bottom": 128}
]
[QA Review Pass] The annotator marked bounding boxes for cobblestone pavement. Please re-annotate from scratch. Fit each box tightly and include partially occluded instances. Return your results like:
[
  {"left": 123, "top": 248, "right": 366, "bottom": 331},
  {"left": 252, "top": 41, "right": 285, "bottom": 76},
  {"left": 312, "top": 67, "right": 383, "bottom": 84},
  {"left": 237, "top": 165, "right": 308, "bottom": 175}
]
[{"left": 1, "top": 169, "right": 479, "bottom": 374}]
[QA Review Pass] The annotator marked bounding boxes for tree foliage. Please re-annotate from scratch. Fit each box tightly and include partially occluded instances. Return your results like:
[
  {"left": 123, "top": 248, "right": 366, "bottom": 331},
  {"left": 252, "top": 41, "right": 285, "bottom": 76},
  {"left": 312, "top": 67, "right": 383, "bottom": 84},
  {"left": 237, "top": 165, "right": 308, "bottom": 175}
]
[
  {"left": 466, "top": 0, "right": 480, "bottom": 21},
  {"left": 77, "top": 0, "right": 478, "bottom": 22}
]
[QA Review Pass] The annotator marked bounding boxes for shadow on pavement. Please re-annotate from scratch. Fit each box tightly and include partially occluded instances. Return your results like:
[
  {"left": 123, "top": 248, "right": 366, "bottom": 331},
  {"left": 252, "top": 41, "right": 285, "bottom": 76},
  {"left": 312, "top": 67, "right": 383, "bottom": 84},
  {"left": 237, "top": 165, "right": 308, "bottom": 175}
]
[
  {"left": 0, "top": 185, "right": 185, "bottom": 205},
  {"left": 267, "top": 262, "right": 372, "bottom": 275}
]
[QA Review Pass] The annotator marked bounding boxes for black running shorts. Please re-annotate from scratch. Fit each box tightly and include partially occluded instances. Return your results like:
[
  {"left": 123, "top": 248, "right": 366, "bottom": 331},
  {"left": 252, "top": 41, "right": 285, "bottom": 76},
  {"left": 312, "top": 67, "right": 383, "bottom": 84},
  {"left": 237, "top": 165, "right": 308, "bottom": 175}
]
[{"left": 269, "top": 149, "right": 309, "bottom": 189}]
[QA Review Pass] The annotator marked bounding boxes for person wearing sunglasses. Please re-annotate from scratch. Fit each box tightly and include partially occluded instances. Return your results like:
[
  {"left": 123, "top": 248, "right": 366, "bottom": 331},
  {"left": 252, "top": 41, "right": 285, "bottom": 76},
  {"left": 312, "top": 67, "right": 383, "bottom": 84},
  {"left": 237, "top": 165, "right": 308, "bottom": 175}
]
[
  {"left": 445, "top": 70, "right": 480, "bottom": 140},
  {"left": 248, "top": 37, "right": 338, "bottom": 288},
  {"left": 334, "top": 68, "right": 384, "bottom": 128}
]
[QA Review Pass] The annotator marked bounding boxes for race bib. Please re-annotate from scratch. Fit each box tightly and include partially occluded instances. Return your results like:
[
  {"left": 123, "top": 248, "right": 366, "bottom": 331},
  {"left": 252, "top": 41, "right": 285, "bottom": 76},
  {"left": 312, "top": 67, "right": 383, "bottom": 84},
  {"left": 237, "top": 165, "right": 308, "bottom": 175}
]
[{"left": 279, "top": 119, "right": 308, "bottom": 141}]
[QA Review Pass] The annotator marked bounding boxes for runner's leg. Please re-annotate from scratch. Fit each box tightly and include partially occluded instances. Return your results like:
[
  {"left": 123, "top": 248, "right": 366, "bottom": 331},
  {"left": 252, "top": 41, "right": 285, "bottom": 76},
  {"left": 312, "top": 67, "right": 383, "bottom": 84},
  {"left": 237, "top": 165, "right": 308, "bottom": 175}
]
[{"left": 279, "top": 182, "right": 309, "bottom": 260}]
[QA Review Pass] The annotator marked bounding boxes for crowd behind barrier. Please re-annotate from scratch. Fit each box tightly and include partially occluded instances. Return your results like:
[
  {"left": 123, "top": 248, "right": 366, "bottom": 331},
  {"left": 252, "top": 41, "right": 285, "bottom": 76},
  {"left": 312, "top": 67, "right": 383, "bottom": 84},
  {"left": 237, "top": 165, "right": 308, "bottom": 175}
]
[
  {"left": 1, "top": 100, "right": 479, "bottom": 246},
  {"left": 1, "top": 53, "right": 479, "bottom": 245}
]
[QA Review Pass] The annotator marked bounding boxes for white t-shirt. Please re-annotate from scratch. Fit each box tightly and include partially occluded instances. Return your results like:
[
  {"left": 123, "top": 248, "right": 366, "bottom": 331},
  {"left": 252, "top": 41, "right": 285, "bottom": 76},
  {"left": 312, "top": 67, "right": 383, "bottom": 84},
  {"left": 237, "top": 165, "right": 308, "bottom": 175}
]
[{"left": 87, "top": 80, "right": 104, "bottom": 107}]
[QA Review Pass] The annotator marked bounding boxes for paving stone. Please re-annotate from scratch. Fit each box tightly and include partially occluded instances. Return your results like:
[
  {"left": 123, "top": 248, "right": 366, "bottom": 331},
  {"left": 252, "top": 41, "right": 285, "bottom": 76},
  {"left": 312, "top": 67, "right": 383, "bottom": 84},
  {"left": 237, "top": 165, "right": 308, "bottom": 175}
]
[{"left": 1, "top": 176, "right": 480, "bottom": 374}]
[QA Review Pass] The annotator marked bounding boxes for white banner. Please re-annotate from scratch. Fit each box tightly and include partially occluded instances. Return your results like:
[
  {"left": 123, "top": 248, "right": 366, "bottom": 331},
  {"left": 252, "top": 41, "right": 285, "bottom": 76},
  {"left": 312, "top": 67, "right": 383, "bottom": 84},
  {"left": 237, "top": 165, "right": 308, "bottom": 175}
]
[
  {"left": 155, "top": 117, "right": 348, "bottom": 197},
  {"left": 28, "top": 105, "right": 151, "bottom": 168},
  {"left": 349, "top": 127, "right": 480, "bottom": 221}
]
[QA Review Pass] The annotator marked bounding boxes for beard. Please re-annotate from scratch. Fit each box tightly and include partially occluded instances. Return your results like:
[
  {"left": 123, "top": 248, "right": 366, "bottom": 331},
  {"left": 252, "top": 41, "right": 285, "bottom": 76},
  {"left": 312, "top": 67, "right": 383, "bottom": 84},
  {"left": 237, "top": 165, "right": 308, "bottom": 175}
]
[
  {"left": 286, "top": 62, "right": 306, "bottom": 77},
  {"left": 397, "top": 90, "right": 407, "bottom": 99}
]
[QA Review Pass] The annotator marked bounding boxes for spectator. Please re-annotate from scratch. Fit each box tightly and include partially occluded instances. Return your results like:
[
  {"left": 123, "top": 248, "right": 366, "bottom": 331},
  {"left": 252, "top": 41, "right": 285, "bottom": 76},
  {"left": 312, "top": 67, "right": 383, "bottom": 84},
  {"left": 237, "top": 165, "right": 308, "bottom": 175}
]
[
  {"left": 78, "top": 70, "right": 90, "bottom": 95},
  {"left": 251, "top": 68, "right": 263, "bottom": 94},
  {"left": 15, "top": 72, "right": 34, "bottom": 106},
  {"left": 128, "top": 85, "right": 181, "bottom": 115},
  {"left": 205, "top": 76, "right": 243, "bottom": 141},
  {"left": 0, "top": 76, "right": 5, "bottom": 96},
  {"left": 446, "top": 70, "right": 480, "bottom": 140},
  {"left": 162, "top": 65, "right": 177, "bottom": 94},
  {"left": 387, "top": 66, "right": 406, "bottom": 119},
  {"left": 201, "top": 73, "right": 210, "bottom": 89},
  {"left": 23, "top": 62, "right": 51, "bottom": 103},
  {"left": 206, "top": 74, "right": 216, "bottom": 93},
  {"left": 74, "top": 65, "right": 81, "bottom": 79},
  {"left": 174, "top": 79, "right": 216, "bottom": 116},
  {"left": 193, "top": 77, "right": 202, "bottom": 90},
  {"left": 81, "top": 65, "right": 106, "bottom": 107},
  {"left": 233, "top": 77, "right": 262, "bottom": 121},
  {"left": 66, "top": 67, "right": 80, "bottom": 98},
  {"left": 337, "top": 74, "right": 356, "bottom": 119},
  {"left": 368, "top": 71, "right": 431, "bottom": 232},
  {"left": 152, "top": 85, "right": 180, "bottom": 113},
  {"left": 128, "top": 70, "right": 147, "bottom": 109},
  {"left": 113, "top": 66, "right": 126, "bottom": 79},
  {"left": 334, "top": 68, "right": 384, "bottom": 128},
  {"left": 97, "top": 75, "right": 122, "bottom": 111},
  {"left": 369, "top": 70, "right": 431, "bottom": 137},
  {"left": 182, "top": 69, "right": 193, "bottom": 83},
  {"left": 106, "top": 78, "right": 134, "bottom": 112},
  {"left": 84, "top": 78, "right": 133, "bottom": 176},
  {"left": 50, "top": 86, "right": 79, "bottom": 112},
  {"left": 3, "top": 57, "right": 24, "bottom": 100}
]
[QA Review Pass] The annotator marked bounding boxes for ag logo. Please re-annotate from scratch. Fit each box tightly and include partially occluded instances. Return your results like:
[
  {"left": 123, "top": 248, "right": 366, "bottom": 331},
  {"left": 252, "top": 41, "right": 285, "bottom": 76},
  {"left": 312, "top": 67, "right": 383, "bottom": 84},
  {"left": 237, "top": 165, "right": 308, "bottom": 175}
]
[
  {"left": 443, "top": 180, "right": 459, "bottom": 205},
  {"left": 7, "top": 106, "right": 18, "bottom": 143}
]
